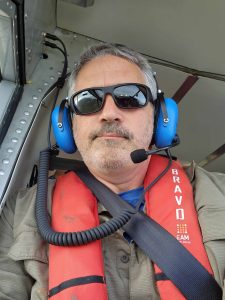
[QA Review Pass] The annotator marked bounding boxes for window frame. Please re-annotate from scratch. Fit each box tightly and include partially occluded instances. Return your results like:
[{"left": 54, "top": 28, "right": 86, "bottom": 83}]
[{"left": 0, "top": 0, "right": 25, "bottom": 145}]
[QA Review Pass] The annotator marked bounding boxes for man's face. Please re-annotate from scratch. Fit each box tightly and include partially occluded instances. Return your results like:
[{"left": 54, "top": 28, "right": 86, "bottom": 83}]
[{"left": 72, "top": 55, "right": 154, "bottom": 173}]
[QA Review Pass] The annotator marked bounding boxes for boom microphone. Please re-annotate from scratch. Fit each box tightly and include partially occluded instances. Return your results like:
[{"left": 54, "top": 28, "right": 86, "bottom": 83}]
[
  {"left": 130, "top": 149, "right": 149, "bottom": 163},
  {"left": 130, "top": 137, "right": 180, "bottom": 164},
  {"left": 130, "top": 148, "right": 164, "bottom": 163}
]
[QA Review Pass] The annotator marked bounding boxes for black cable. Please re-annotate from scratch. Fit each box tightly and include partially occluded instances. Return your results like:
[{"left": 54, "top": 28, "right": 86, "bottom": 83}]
[
  {"left": 47, "top": 88, "right": 61, "bottom": 149},
  {"left": 42, "top": 72, "right": 71, "bottom": 100},
  {"left": 134, "top": 149, "right": 172, "bottom": 212},
  {"left": 35, "top": 148, "right": 135, "bottom": 246},
  {"left": 43, "top": 40, "right": 68, "bottom": 149},
  {"left": 44, "top": 41, "right": 68, "bottom": 78},
  {"left": 44, "top": 33, "right": 68, "bottom": 78},
  {"left": 45, "top": 33, "right": 67, "bottom": 55}
]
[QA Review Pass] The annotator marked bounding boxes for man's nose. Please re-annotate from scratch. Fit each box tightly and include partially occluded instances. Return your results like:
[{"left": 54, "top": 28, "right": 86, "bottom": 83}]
[{"left": 98, "top": 94, "right": 124, "bottom": 122}]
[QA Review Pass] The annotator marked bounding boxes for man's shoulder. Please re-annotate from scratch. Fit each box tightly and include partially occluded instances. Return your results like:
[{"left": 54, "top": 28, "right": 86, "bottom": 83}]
[
  {"left": 195, "top": 164, "right": 225, "bottom": 188},
  {"left": 183, "top": 160, "right": 225, "bottom": 192},
  {"left": 183, "top": 160, "right": 225, "bottom": 210},
  {"left": 7, "top": 178, "right": 56, "bottom": 231},
  {"left": 0, "top": 178, "right": 56, "bottom": 264}
]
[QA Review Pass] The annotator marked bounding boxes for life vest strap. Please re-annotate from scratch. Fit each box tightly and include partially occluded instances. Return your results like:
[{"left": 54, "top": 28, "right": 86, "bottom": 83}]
[{"left": 49, "top": 275, "right": 106, "bottom": 298}]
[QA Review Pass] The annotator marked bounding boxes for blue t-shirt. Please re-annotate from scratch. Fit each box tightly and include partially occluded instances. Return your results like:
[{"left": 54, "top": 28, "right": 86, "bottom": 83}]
[
  {"left": 119, "top": 186, "right": 144, "bottom": 209},
  {"left": 119, "top": 186, "right": 144, "bottom": 243}
]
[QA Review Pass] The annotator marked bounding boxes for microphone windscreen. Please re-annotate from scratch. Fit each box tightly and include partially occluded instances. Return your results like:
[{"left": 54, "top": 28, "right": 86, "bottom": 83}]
[{"left": 130, "top": 149, "right": 148, "bottom": 163}]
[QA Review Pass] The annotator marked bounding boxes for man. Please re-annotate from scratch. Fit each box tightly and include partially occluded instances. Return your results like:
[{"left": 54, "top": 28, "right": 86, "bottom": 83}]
[{"left": 0, "top": 43, "right": 225, "bottom": 300}]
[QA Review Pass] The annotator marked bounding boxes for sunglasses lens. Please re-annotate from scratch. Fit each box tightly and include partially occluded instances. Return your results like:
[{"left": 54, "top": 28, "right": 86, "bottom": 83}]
[
  {"left": 114, "top": 85, "right": 148, "bottom": 108},
  {"left": 74, "top": 89, "right": 104, "bottom": 114}
]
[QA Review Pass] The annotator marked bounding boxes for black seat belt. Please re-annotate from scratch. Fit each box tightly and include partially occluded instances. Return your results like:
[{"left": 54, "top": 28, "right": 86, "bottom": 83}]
[{"left": 75, "top": 167, "right": 222, "bottom": 300}]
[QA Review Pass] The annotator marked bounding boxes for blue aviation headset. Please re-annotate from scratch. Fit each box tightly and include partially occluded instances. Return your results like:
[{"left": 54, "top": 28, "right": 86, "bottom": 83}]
[{"left": 51, "top": 81, "right": 179, "bottom": 154}]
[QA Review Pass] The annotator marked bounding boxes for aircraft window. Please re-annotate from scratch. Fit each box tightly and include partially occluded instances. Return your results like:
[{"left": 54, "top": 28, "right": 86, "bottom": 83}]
[
  {"left": 0, "top": 9, "right": 16, "bottom": 82},
  {"left": 0, "top": 4, "right": 22, "bottom": 145}
]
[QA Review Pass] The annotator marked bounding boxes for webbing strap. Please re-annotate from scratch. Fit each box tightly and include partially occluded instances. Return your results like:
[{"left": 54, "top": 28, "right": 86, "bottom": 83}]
[{"left": 75, "top": 167, "right": 222, "bottom": 300}]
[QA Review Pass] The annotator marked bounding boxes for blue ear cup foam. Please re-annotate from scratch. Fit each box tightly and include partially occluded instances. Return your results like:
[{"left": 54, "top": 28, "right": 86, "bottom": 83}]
[
  {"left": 51, "top": 105, "right": 77, "bottom": 153},
  {"left": 154, "top": 98, "right": 178, "bottom": 148}
]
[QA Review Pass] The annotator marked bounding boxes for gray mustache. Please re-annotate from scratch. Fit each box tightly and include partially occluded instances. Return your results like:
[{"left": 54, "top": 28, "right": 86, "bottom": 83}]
[{"left": 89, "top": 122, "right": 134, "bottom": 140}]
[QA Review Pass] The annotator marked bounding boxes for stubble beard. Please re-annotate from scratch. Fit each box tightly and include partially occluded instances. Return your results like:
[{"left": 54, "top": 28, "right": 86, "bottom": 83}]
[{"left": 82, "top": 138, "right": 135, "bottom": 171}]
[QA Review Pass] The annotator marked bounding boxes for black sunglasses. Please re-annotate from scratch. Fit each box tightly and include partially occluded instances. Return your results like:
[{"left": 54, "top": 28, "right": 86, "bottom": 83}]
[{"left": 69, "top": 83, "right": 154, "bottom": 115}]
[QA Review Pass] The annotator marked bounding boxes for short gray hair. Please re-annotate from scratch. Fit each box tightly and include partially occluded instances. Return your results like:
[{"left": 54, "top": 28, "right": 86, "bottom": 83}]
[{"left": 68, "top": 43, "right": 157, "bottom": 100}]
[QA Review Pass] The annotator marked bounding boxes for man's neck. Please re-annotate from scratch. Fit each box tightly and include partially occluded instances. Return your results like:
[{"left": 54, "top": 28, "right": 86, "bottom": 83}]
[{"left": 88, "top": 158, "right": 150, "bottom": 194}]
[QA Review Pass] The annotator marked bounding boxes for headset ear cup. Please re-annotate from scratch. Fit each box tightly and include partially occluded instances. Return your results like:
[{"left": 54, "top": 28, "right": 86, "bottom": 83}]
[
  {"left": 154, "top": 98, "right": 178, "bottom": 148},
  {"left": 51, "top": 106, "right": 77, "bottom": 153}
]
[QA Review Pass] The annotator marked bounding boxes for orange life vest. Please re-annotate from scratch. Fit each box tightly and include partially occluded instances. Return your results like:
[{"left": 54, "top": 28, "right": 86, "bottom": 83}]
[{"left": 49, "top": 155, "right": 213, "bottom": 299}]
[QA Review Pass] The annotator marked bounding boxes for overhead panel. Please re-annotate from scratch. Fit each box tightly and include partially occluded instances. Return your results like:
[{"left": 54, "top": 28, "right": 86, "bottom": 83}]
[{"left": 57, "top": 0, "right": 225, "bottom": 74}]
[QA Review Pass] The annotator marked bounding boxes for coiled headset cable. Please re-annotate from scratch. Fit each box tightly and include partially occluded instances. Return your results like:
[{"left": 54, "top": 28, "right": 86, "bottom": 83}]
[{"left": 35, "top": 148, "right": 173, "bottom": 246}]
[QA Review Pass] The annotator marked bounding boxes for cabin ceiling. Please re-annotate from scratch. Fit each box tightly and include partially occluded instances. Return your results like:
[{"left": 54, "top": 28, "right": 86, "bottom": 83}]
[{"left": 57, "top": 0, "right": 225, "bottom": 74}]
